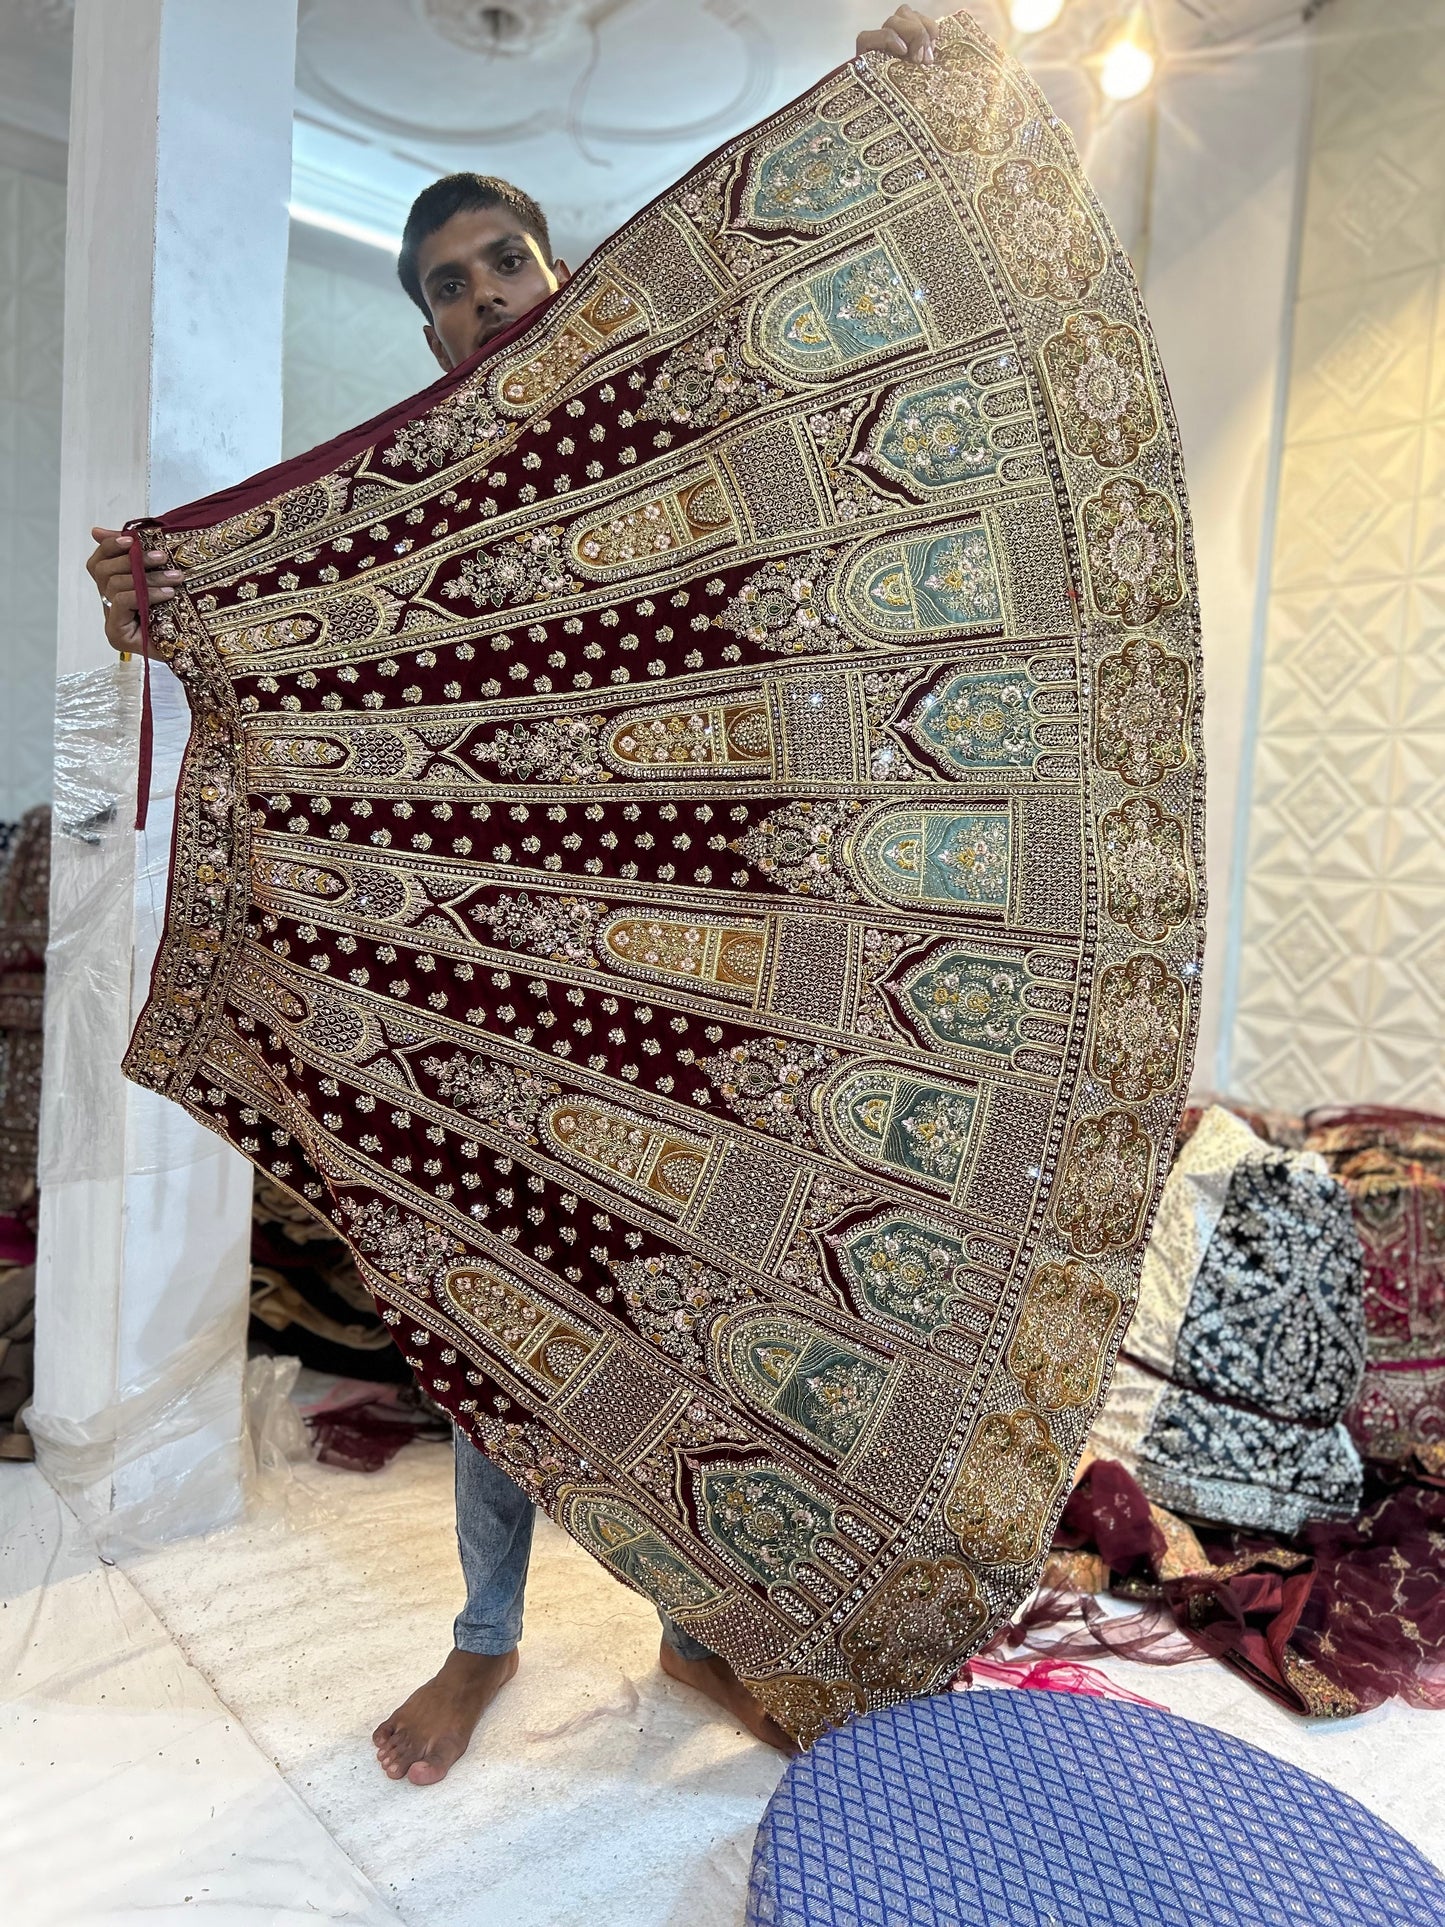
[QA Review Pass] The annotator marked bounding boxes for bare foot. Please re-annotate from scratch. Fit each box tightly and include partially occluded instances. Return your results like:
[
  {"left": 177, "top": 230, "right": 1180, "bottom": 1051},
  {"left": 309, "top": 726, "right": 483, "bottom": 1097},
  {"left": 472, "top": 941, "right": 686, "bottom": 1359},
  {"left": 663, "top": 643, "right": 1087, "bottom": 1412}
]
[
  {"left": 658, "top": 1639, "right": 799, "bottom": 1754},
  {"left": 373, "top": 1647, "right": 519, "bottom": 1785}
]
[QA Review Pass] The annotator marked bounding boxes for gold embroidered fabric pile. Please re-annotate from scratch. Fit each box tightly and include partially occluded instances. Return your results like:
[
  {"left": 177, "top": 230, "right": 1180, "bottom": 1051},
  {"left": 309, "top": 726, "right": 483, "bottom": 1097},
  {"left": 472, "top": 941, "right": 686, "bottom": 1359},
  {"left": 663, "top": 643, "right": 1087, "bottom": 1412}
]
[{"left": 125, "top": 13, "right": 1204, "bottom": 1745}]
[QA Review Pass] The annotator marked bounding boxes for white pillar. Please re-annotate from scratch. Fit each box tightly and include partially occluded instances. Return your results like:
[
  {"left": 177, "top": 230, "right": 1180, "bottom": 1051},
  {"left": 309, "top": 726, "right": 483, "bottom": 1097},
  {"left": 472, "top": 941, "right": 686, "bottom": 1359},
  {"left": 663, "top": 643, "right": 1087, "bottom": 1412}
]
[
  {"left": 32, "top": 0, "right": 298, "bottom": 1550},
  {"left": 1140, "top": 31, "right": 1315, "bottom": 1092}
]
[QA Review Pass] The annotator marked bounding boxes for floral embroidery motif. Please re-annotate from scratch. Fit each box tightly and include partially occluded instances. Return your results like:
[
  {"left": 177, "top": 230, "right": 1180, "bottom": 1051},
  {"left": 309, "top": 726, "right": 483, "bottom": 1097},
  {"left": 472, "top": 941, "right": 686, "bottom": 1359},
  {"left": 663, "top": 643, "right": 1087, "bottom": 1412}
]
[
  {"left": 871, "top": 377, "right": 1010, "bottom": 492},
  {"left": 718, "top": 560, "right": 830, "bottom": 652},
  {"left": 614, "top": 1253, "right": 754, "bottom": 1371},
  {"left": 1101, "top": 795, "right": 1194, "bottom": 942},
  {"left": 1042, "top": 312, "right": 1157, "bottom": 468},
  {"left": 475, "top": 891, "right": 604, "bottom": 964},
  {"left": 746, "top": 116, "right": 884, "bottom": 226},
  {"left": 723, "top": 1313, "right": 890, "bottom": 1455},
  {"left": 839, "top": 1216, "right": 977, "bottom": 1338},
  {"left": 1094, "top": 636, "right": 1191, "bottom": 786},
  {"left": 944, "top": 1411, "right": 1065, "bottom": 1565},
  {"left": 1082, "top": 479, "right": 1184, "bottom": 627},
  {"left": 1008, "top": 1261, "right": 1121, "bottom": 1409},
  {"left": 698, "top": 1465, "right": 836, "bottom": 1587},
  {"left": 639, "top": 321, "right": 779, "bottom": 429},
  {"left": 910, "top": 669, "right": 1039, "bottom": 773},
  {"left": 854, "top": 806, "right": 1012, "bottom": 912},
  {"left": 703, "top": 1036, "right": 837, "bottom": 1145},
  {"left": 383, "top": 379, "right": 507, "bottom": 472},
  {"left": 897, "top": 950, "right": 1033, "bottom": 1057},
  {"left": 738, "top": 800, "right": 859, "bottom": 901},
  {"left": 1053, "top": 1110, "right": 1154, "bottom": 1255},
  {"left": 840, "top": 1557, "right": 987, "bottom": 1693},
  {"left": 1090, "top": 953, "right": 1187, "bottom": 1102},
  {"left": 495, "top": 279, "right": 642, "bottom": 410},
  {"left": 443, "top": 526, "right": 577, "bottom": 609},
  {"left": 976, "top": 159, "right": 1105, "bottom": 301},
  {"left": 425, "top": 1053, "right": 555, "bottom": 1136},
  {"left": 476, "top": 715, "right": 605, "bottom": 784},
  {"left": 886, "top": 40, "right": 1025, "bottom": 155}
]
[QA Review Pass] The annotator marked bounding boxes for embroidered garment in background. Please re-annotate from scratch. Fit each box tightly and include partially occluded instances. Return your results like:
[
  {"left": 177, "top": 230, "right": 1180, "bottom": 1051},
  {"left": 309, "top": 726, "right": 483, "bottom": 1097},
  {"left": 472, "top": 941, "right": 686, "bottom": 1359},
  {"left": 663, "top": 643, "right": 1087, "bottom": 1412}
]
[
  {"left": 1093, "top": 1108, "right": 1365, "bottom": 1534},
  {"left": 1304, "top": 1107, "right": 1445, "bottom": 1471},
  {"left": 123, "top": 14, "right": 1204, "bottom": 1743}
]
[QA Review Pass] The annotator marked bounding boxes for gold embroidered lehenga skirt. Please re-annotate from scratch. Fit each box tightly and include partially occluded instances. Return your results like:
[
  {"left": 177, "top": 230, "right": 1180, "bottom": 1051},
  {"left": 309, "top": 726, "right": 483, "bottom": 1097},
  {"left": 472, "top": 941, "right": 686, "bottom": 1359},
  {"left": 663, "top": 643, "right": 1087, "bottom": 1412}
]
[{"left": 124, "top": 13, "right": 1204, "bottom": 1745}]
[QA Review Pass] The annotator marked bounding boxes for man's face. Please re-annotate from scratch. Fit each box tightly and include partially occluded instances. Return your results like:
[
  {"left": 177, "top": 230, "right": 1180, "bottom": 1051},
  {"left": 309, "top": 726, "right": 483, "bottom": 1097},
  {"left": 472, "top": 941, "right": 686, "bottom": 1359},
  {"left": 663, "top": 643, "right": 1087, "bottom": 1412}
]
[{"left": 416, "top": 205, "right": 569, "bottom": 373}]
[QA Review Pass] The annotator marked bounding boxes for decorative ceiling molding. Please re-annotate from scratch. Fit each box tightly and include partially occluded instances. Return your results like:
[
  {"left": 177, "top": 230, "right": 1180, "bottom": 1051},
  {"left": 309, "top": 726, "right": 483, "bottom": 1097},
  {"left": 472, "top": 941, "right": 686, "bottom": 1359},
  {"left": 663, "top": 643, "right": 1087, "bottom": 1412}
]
[
  {"left": 419, "top": 0, "right": 590, "bottom": 59},
  {"left": 295, "top": 0, "right": 776, "bottom": 151}
]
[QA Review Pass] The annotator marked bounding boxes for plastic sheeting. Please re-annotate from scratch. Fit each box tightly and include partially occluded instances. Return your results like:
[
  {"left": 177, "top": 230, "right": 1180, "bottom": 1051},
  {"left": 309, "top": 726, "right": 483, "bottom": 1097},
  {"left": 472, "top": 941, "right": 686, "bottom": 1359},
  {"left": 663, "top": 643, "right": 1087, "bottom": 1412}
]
[{"left": 34, "top": 660, "right": 256, "bottom": 1554}]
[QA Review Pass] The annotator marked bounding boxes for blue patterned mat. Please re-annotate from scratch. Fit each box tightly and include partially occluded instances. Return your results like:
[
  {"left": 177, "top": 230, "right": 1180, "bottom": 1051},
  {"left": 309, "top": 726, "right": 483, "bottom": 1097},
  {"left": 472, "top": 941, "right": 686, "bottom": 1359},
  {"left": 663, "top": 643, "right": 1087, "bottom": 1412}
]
[{"left": 746, "top": 1690, "right": 1445, "bottom": 1926}]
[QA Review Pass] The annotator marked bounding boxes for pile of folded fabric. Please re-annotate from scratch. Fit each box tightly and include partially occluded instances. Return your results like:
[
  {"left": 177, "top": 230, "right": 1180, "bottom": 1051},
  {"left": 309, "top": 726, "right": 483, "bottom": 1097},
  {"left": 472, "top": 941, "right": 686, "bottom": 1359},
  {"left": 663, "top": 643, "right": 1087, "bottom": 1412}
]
[
  {"left": 1002, "top": 1101, "right": 1445, "bottom": 1719},
  {"left": 0, "top": 808, "right": 48, "bottom": 1464},
  {"left": 250, "top": 1172, "right": 449, "bottom": 1470}
]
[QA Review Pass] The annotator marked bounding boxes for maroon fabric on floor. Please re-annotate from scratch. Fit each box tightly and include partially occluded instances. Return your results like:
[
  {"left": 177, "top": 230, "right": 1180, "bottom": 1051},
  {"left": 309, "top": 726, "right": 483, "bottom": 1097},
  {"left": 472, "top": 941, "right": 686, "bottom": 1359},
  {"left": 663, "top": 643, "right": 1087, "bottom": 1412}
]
[{"left": 1006, "top": 1459, "right": 1445, "bottom": 1719}]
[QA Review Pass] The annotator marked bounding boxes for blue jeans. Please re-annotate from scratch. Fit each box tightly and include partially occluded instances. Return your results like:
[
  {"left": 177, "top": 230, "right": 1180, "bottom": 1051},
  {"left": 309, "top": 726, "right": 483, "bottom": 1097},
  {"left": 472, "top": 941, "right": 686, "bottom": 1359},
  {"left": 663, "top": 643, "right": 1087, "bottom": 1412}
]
[{"left": 453, "top": 1429, "right": 714, "bottom": 1662}]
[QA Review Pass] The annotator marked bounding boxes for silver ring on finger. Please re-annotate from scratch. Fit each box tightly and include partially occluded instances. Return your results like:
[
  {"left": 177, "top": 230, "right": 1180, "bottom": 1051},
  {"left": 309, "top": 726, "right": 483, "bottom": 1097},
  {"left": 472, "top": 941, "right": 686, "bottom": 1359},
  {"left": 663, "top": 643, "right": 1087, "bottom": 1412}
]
[{"left": 102, "top": 597, "right": 112, "bottom": 609}]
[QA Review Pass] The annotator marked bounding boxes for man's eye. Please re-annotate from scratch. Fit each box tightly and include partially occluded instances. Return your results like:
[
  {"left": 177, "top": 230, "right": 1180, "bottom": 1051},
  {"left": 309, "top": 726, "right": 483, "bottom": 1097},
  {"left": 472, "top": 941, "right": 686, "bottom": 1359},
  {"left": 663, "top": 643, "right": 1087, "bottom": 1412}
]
[{"left": 499, "top": 253, "right": 526, "bottom": 273}]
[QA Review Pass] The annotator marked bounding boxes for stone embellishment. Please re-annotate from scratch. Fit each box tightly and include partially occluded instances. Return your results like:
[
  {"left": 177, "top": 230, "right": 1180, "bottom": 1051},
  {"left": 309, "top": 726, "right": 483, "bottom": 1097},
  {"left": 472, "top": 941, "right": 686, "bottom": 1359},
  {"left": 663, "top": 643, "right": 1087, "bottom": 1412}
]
[
  {"left": 885, "top": 38, "right": 1026, "bottom": 155},
  {"left": 723, "top": 1313, "right": 890, "bottom": 1457},
  {"left": 897, "top": 949, "right": 1032, "bottom": 1057},
  {"left": 698, "top": 1465, "right": 836, "bottom": 1589},
  {"left": 976, "top": 159, "right": 1105, "bottom": 302},
  {"left": 1082, "top": 479, "right": 1185, "bottom": 627},
  {"left": 1053, "top": 1110, "right": 1155, "bottom": 1255},
  {"left": 1094, "top": 637, "right": 1191, "bottom": 787},
  {"left": 1101, "top": 795, "right": 1195, "bottom": 942},
  {"left": 542, "top": 1100, "right": 708, "bottom": 1212},
  {"left": 1090, "top": 953, "right": 1187, "bottom": 1102},
  {"left": 944, "top": 1410, "right": 1066, "bottom": 1566},
  {"left": 443, "top": 1263, "right": 598, "bottom": 1391},
  {"left": 759, "top": 245, "right": 928, "bottom": 378},
  {"left": 1007, "top": 1261, "right": 1121, "bottom": 1410},
  {"left": 911, "top": 669, "right": 1039, "bottom": 773},
  {"left": 1041, "top": 312, "right": 1158, "bottom": 469},
  {"left": 840, "top": 1217, "right": 977, "bottom": 1339},
  {"left": 840, "top": 1557, "right": 987, "bottom": 1695},
  {"left": 746, "top": 115, "right": 884, "bottom": 227}
]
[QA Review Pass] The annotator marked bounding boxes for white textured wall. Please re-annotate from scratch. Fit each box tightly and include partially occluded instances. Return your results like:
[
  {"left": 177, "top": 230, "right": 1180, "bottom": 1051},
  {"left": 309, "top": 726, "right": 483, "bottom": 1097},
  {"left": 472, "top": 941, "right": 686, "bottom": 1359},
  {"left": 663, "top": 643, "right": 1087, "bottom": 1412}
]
[
  {"left": 282, "top": 254, "right": 436, "bottom": 459},
  {"left": 0, "top": 161, "right": 64, "bottom": 820},
  {"left": 1227, "top": 0, "right": 1445, "bottom": 1112}
]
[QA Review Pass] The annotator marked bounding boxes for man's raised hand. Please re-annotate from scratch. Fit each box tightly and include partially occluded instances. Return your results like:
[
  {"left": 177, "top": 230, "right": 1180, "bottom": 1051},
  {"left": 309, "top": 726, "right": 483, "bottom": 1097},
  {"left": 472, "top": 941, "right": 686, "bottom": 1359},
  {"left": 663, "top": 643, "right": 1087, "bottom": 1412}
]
[
  {"left": 856, "top": 7, "right": 939, "bottom": 63},
  {"left": 86, "top": 528, "right": 185, "bottom": 656}
]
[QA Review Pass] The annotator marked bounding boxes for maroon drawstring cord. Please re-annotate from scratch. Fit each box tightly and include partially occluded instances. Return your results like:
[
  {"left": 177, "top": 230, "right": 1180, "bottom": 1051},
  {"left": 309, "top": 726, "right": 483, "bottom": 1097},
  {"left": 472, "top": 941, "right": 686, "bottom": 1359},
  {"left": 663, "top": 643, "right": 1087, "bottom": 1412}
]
[{"left": 128, "top": 532, "right": 154, "bottom": 831}]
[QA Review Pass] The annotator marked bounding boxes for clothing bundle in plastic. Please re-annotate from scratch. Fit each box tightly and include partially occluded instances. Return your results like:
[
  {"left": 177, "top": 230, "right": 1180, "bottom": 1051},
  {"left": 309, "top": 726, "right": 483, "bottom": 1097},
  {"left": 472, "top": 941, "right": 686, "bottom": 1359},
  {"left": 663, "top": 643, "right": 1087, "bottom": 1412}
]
[{"left": 123, "top": 13, "right": 1204, "bottom": 1744}]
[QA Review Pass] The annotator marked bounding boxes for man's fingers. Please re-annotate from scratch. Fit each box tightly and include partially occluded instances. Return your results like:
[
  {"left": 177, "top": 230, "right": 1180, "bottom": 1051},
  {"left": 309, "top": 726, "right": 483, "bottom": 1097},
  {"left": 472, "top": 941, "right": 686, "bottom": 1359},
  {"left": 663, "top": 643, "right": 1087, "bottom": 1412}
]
[
  {"left": 858, "top": 28, "right": 910, "bottom": 56},
  {"left": 894, "top": 8, "right": 937, "bottom": 61}
]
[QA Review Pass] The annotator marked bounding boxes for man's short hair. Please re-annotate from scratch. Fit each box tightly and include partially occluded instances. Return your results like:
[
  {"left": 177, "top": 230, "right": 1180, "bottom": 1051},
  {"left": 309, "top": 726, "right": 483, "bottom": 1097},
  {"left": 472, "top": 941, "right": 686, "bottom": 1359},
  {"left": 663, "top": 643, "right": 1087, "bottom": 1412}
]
[{"left": 397, "top": 173, "right": 552, "bottom": 318}]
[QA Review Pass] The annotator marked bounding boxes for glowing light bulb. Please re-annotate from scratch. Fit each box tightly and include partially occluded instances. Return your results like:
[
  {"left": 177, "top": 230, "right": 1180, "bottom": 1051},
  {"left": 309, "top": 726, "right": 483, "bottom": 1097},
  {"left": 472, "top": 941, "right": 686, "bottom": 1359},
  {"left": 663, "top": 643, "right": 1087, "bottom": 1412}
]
[
  {"left": 1099, "top": 10, "right": 1156, "bottom": 100},
  {"left": 1009, "top": 0, "right": 1065, "bottom": 29}
]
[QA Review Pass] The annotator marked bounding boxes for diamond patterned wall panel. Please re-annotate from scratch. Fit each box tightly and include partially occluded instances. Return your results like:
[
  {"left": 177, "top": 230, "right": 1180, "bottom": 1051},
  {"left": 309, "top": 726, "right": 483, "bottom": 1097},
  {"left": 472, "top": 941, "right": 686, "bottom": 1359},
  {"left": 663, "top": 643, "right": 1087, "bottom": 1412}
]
[
  {"left": 1232, "top": 0, "right": 1445, "bottom": 1113},
  {"left": 281, "top": 257, "right": 436, "bottom": 460}
]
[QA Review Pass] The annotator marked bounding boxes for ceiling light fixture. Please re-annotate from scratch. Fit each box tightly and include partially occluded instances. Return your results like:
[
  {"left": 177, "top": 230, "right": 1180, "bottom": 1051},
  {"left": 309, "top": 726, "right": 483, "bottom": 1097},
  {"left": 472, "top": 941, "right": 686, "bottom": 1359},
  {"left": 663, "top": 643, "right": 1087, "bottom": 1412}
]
[
  {"left": 1098, "top": 6, "right": 1156, "bottom": 100},
  {"left": 1009, "top": 0, "right": 1066, "bottom": 31},
  {"left": 288, "top": 203, "right": 402, "bottom": 254}
]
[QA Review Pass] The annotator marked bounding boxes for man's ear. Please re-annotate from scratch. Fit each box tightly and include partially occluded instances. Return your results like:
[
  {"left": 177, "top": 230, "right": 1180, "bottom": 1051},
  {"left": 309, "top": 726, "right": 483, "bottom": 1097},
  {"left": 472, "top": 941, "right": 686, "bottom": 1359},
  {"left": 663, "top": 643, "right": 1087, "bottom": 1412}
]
[
  {"left": 423, "top": 321, "right": 452, "bottom": 373},
  {"left": 554, "top": 258, "right": 572, "bottom": 288}
]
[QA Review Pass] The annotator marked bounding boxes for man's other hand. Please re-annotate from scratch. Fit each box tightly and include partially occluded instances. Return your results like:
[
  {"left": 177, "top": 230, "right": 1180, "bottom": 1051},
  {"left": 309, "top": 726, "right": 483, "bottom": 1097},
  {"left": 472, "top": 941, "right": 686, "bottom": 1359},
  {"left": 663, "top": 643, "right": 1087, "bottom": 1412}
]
[
  {"left": 86, "top": 528, "right": 184, "bottom": 656},
  {"left": 856, "top": 7, "right": 938, "bottom": 63}
]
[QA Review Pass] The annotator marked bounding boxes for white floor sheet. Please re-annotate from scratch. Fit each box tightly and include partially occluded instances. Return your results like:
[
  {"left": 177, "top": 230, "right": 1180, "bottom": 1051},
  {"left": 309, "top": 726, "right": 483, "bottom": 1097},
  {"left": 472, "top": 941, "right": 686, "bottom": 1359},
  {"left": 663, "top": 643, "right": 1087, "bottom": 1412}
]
[
  {"left": 8, "top": 1443, "right": 1443, "bottom": 1927},
  {"left": 0, "top": 1462, "right": 401, "bottom": 1927}
]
